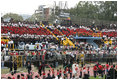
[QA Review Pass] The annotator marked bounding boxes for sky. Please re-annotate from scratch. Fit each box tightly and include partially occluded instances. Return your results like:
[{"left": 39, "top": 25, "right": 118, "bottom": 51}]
[{"left": 0, "top": 0, "right": 79, "bottom": 16}]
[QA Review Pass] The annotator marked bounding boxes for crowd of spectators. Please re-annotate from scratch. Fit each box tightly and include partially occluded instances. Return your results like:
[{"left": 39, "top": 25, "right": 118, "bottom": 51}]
[
  {"left": 1, "top": 22, "right": 117, "bottom": 79},
  {"left": 1, "top": 22, "right": 117, "bottom": 37}
]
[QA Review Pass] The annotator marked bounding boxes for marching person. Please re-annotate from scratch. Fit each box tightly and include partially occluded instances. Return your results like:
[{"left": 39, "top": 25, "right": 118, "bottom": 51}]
[
  {"left": 59, "top": 68, "right": 62, "bottom": 77},
  {"left": 72, "top": 62, "right": 79, "bottom": 77},
  {"left": 87, "top": 66, "right": 90, "bottom": 76},
  {"left": 52, "top": 68, "right": 55, "bottom": 78},
  {"left": 106, "top": 63, "right": 109, "bottom": 74},
  {"left": 27, "top": 61, "right": 31, "bottom": 74},
  {"left": 75, "top": 65, "right": 79, "bottom": 78},
  {"left": 38, "top": 61, "right": 42, "bottom": 76},
  {"left": 14, "top": 60, "right": 17, "bottom": 74},
  {"left": 69, "top": 68, "right": 72, "bottom": 79},
  {"left": 93, "top": 64, "right": 98, "bottom": 78},
  {"left": 79, "top": 67, "right": 82, "bottom": 78},
  {"left": 108, "top": 65, "right": 117, "bottom": 79},
  {"left": 98, "top": 64, "right": 103, "bottom": 78},
  {"left": 9, "top": 60, "right": 13, "bottom": 73}
]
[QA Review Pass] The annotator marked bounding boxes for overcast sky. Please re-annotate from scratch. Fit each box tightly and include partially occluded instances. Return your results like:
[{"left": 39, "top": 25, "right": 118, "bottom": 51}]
[{"left": 0, "top": 0, "right": 79, "bottom": 15}]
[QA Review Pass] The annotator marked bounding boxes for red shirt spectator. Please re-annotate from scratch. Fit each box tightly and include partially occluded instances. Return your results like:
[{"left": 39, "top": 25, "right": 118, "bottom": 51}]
[
  {"left": 63, "top": 70, "right": 66, "bottom": 74},
  {"left": 10, "top": 53, "right": 14, "bottom": 55},
  {"left": 98, "top": 65, "right": 103, "bottom": 70},
  {"left": 106, "top": 64, "right": 109, "bottom": 69},
  {"left": 83, "top": 67, "right": 86, "bottom": 74},
  {"left": 21, "top": 77, "right": 25, "bottom": 79},
  {"left": 59, "top": 70, "right": 62, "bottom": 73},
  {"left": 70, "top": 69, "right": 72, "bottom": 73},
  {"left": 93, "top": 65, "right": 97, "bottom": 71},
  {"left": 38, "top": 52, "right": 40, "bottom": 55},
  {"left": 37, "top": 75, "right": 39, "bottom": 78},
  {"left": 57, "top": 71, "right": 59, "bottom": 75},
  {"left": 32, "top": 52, "right": 35, "bottom": 56},
  {"left": 111, "top": 65, "right": 113, "bottom": 68},
  {"left": 83, "top": 66, "right": 86, "bottom": 69},
  {"left": 66, "top": 68, "right": 69, "bottom": 72},
  {"left": 80, "top": 68, "right": 82, "bottom": 72},
  {"left": 16, "top": 53, "right": 18, "bottom": 55},
  {"left": 43, "top": 72, "right": 45, "bottom": 76},
  {"left": 52, "top": 70, "right": 55, "bottom": 74},
  {"left": 87, "top": 67, "right": 90, "bottom": 71},
  {"left": 12, "top": 77, "right": 15, "bottom": 79}
]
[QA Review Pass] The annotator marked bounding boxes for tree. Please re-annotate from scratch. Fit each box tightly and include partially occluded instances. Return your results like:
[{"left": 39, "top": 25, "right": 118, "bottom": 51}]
[
  {"left": 98, "top": 1, "right": 117, "bottom": 21},
  {"left": 68, "top": 1, "right": 117, "bottom": 21},
  {"left": 2, "top": 13, "right": 23, "bottom": 22},
  {"left": 26, "top": 13, "right": 40, "bottom": 22}
]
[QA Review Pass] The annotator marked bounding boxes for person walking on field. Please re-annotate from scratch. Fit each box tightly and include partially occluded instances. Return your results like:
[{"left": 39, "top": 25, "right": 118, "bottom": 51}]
[
  {"left": 38, "top": 61, "right": 42, "bottom": 76},
  {"left": 72, "top": 62, "right": 79, "bottom": 77},
  {"left": 27, "top": 61, "right": 31, "bottom": 74},
  {"left": 9, "top": 60, "right": 13, "bottom": 73},
  {"left": 93, "top": 65, "right": 98, "bottom": 78},
  {"left": 14, "top": 60, "right": 17, "bottom": 74}
]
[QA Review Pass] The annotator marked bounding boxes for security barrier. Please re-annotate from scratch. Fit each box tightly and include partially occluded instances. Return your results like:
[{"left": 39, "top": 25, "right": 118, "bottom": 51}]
[
  {"left": 16, "top": 56, "right": 22, "bottom": 68},
  {"left": 78, "top": 32, "right": 102, "bottom": 37},
  {"left": 92, "top": 33, "right": 102, "bottom": 37},
  {"left": 12, "top": 56, "right": 23, "bottom": 68}
]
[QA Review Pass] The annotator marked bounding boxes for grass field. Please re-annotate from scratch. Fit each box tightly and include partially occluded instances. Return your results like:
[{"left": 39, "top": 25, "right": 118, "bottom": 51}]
[{"left": 90, "top": 76, "right": 105, "bottom": 79}]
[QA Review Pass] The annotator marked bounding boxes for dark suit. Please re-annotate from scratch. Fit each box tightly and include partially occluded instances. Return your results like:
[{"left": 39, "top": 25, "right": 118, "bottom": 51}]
[
  {"left": 108, "top": 68, "right": 117, "bottom": 79},
  {"left": 46, "top": 74, "right": 52, "bottom": 79},
  {"left": 9, "top": 61, "right": 13, "bottom": 72},
  {"left": 38, "top": 61, "right": 42, "bottom": 76},
  {"left": 14, "top": 61, "right": 17, "bottom": 74},
  {"left": 27, "top": 63, "right": 31, "bottom": 74}
]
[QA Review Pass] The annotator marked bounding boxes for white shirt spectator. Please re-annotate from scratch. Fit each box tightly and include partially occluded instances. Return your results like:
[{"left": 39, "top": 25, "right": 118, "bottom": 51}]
[
  {"left": 10, "top": 40, "right": 13, "bottom": 44},
  {"left": 72, "top": 63, "right": 79, "bottom": 74},
  {"left": 8, "top": 41, "right": 11, "bottom": 44}
]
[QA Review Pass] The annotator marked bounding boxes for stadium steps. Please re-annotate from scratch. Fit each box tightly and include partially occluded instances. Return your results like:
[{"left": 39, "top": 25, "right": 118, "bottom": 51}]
[
  {"left": 45, "top": 27, "right": 59, "bottom": 40},
  {"left": 56, "top": 28, "right": 75, "bottom": 48}
]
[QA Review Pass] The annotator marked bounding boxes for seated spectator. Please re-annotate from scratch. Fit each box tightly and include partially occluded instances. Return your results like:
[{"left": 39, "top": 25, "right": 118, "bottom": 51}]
[
  {"left": 8, "top": 76, "right": 12, "bottom": 79},
  {"left": 72, "top": 75, "right": 75, "bottom": 79},
  {"left": 46, "top": 73, "right": 52, "bottom": 79},
  {"left": 69, "top": 68, "right": 72, "bottom": 79},
  {"left": 17, "top": 75, "right": 20, "bottom": 79},
  {"left": 42, "top": 70, "right": 46, "bottom": 79},
  {"left": 35, "top": 75, "right": 39, "bottom": 79},
  {"left": 21, "top": 74, "right": 25, "bottom": 79},
  {"left": 59, "top": 68, "right": 62, "bottom": 77},
  {"left": 27, "top": 74, "right": 32, "bottom": 79},
  {"left": 57, "top": 69, "right": 60, "bottom": 79}
]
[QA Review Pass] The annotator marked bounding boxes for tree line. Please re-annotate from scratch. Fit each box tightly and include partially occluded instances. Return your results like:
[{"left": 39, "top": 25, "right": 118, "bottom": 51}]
[
  {"left": 1, "top": 1, "right": 117, "bottom": 23},
  {"left": 68, "top": 1, "right": 117, "bottom": 21}
]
